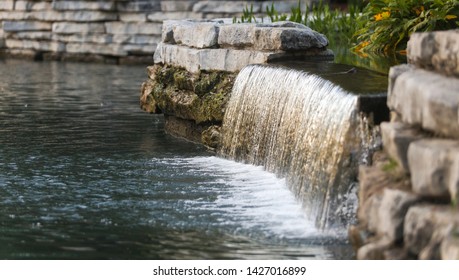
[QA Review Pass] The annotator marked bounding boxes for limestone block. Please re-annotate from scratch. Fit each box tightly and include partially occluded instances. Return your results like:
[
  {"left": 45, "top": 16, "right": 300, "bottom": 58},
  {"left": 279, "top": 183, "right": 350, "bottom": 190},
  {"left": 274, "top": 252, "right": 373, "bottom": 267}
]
[
  {"left": 113, "top": 34, "right": 160, "bottom": 45},
  {"left": 52, "top": 33, "right": 113, "bottom": 44},
  {"left": 380, "top": 122, "right": 425, "bottom": 172},
  {"left": 0, "top": 11, "right": 29, "bottom": 21},
  {"left": 161, "top": 1, "right": 198, "bottom": 12},
  {"left": 14, "top": 1, "right": 52, "bottom": 11},
  {"left": 0, "top": 0, "right": 14, "bottom": 10},
  {"left": 172, "top": 21, "right": 220, "bottom": 48},
  {"left": 441, "top": 226, "right": 459, "bottom": 260},
  {"left": 5, "top": 39, "right": 65, "bottom": 52},
  {"left": 52, "top": 23, "right": 106, "bottom": 34},
  {"left": 218, "top": 22, "right": 327, "bottom": 51},
  {"left": 116, "top": 0, "right": 161, "bottom": 12},
  {"left": 408, "top": 139, "right": 459, "bottom": 198},
  {"left": 105, "top": 22, "right": 162, "bottom": 35},
  {"left": 375, "top": 188, "right": 420, "bottom": 242},
  {"left": 66, "top": 42, "right": 127, "bottom": 56},
  {"left": 3, "top": 21, "right": 52, "bottom": 32},
  {"left": 147, "top": 12, "right": 204, "bottom": 23},
  {"left": 408, "top": 30, "right": 459, "bottom": 77},
  {"left": 193, "top": 1, "right": 261, "bottom": 13},
  {"left": 122, "top": 44, "right": 157, "bottom": 55},
  {"left": 28, "top": 10, "right": 117, "bottom": 22},
  {"left": 389, "top": 68, "right": 459, "bottom": 138},
  {"left": 52, "top": 1, "right": 115, "bottom": 11},
  {"left": 161, "top": 20, "right": 191, "bottom": 43},
  {"left": 404, "top": 205, "right": 459, "bottom": 256},
  {"left": 387, "top": 64, "right": 414, "bottom": 105},
  {"left": 119, "top": 13, "right": 147, "bottom": 22},
  {"left": 449, "top": 157, "right": 459, "bottom": 205},
  {"left": 7, "top": 31, "right": 52, "bottom": 41}
]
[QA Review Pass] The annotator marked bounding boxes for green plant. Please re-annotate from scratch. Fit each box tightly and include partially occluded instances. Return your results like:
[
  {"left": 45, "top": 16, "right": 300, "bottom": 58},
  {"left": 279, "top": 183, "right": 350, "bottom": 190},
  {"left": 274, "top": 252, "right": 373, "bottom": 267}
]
[
  {"left": 233, "top": 4, "right": 258, "bottom": 23},
  {"left": 354, "top": 0, "right": 459, "bottom": 54}
]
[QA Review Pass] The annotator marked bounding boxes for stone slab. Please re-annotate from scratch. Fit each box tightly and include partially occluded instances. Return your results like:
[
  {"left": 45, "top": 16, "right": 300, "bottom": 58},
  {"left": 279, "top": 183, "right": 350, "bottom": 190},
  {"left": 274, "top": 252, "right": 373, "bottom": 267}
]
[
  {"left": 119, "top": 13, "right": 147, "bottom": 23},
  {"left": 6, "top": 31, "right": 52, "bottom": 41},
  {"left": 116, "top": 0, "right": 161, "bottom": 12},
  {"left": 3, "top": 21, "right": 52, "bottom": 32},
  {"left": 0, "top": 11, "right": 29, "bottom": 21},
  {"left": 105, "top": 22, "right": 162, "bottom": 35},
  {"left": 52, "top": 22, "right": 106, "bottom": 34},
  {"left": 408, "top": 139, "right": 459, "bottom": 198},
  {"left": 408, "top": 30, "right": 459, "bottom": 77},
  {"left": 113, "top": 34, "right": 160, "bottom": 45},
  {"left": 0, "top": 0, "right": 14, "bottom": 10},
  {"left": 147, "top": 11, "right": 204, "bottom": 23},
  {"left": 52, "top": 0, "right": 115, "bottom": 11},
  {"left": 441, "top": 226, "right": 459, "bottom": 260},
  {"left": 66, "top": 42, "right": 127, "bottom": 56},
  {"left": 14, "top": 1, "right": 52, "bottom": 11},
  {"left": 30, "top": 11, "right": 118, "bottom": 22},
  {"left": 388, "top": 67, "right": 459, "bottom": 138},
  {"left": 5, "top": 39, "right": 65, "bottom": 52},
  {"left": 160, "top": 1, "right": 198, "bottom": 12},
  {"left": 192, "top": 1, "right": 261, "bottom": 13},
  {"left": 52, "top": 33, "right": 113, "bottom": 44},
  {"left": 172, "top": 21, "right": 220, "bottom": 48}
]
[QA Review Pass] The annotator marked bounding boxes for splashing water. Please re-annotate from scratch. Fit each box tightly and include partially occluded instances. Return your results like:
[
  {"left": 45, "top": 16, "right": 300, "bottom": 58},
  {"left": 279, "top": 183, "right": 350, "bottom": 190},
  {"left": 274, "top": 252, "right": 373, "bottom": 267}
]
[{"left": 220, "top": 65, "right": 364, "bottom": 229}]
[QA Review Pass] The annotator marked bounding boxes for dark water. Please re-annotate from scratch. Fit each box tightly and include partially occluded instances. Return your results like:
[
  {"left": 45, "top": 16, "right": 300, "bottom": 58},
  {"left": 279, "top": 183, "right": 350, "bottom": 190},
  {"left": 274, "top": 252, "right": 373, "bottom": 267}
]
[{"left": 0, "top": 59, "right": 352, "bottom": 259}]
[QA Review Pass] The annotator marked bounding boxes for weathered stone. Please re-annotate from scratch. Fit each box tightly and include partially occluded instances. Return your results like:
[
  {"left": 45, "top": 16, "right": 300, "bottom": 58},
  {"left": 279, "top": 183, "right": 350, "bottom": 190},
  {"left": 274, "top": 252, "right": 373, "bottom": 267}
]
[
  {"left": 52, "top": 0, "right": 115, "bottom": 11},
  {"left": 116, "top": 0, "right": 161, "bottom": 12},
  {"left": 0, "top": 11, "right": 29, "bottom": 21},
  {"left": 387, "top": 64, "right": 414, "bottom": 106},
  {"left": 140, "top": 80, "right": 161, "bottom": 113},
  {"left": 147, "top": 11, "right": 204, "bottom": 23},
  {"left": 164, "top": 115, "right": 206, "bottom": 144},
  {"left": 408, "top": 30, "right": 459, "bottom": 77},
  {"left": 0, "top": 0, "right": 14, "bottom": 10},
  {"left": 448, "top": 157, "right": 459, "bottom": 205},
  {"left": 119, "top": 13, "right": 147, "bottom": 23},
  {"left": 66, "top": 42, "right": 126, "bottom": 56},
  {"left": 160, "top": 1, "right": 198, "bottom": 12},
  {"left": 113, "top": 34, "right": 160, "bottom": 45},
  {"left": 3, "top": 21, "right": 52, "bottom": 32},
  {"left": 52, "top": 23, "right": 106, "bottom": 34},
  {"left": 404, "top": 205, "right": 459, "bottom": 256},
  {"left": 261, "top": 0, "right": 309, "bottom": 13},
  {"left": 52, "top": 33, "right": 113, "bottom": 44},
  {"left": 380, "top": 122, "right": 426, "bottom": 172},
  {"left": 105, "top": 22, "right": 162, "bottom": 35},
  {"left": 7, "top": 31, "right": 52, "bottom": 41},
  {"left": 375, "top": 188, "right": 420, "bottom": 242},
  {"left": 202, "top": 125, "right": 221, "bottom": 149},
  {"left": 357, "top": 237, "right": 393, "bottom": 260},
  {"left": 122, "top": 44, "right": 157, "bottom": 55},
  {"left": 441, "top": 226, "right": 459, "bottom": 260},
  {"left": 172, "top": 21, "right": 220, "bottom": 48},
  {"left": 388, "top": 67, "right": 459, "bottom": 138},
  {"left": 218, "top": 22, "right": 327, "bottom": 51},
  {"left": 15, "top": 1, "right": 52, "bottom": 11},
  {"left": 5, "top": 39, "right": 65, "bottom": 52},
  {"left": 408, "top": 139, "right": 459, "bottom": 198},
  {"left": 30, "top": 11, "right": 117, "bottom": 22},
  {"left": 193, "top": 1, "right": 261, "bottom": 13}
]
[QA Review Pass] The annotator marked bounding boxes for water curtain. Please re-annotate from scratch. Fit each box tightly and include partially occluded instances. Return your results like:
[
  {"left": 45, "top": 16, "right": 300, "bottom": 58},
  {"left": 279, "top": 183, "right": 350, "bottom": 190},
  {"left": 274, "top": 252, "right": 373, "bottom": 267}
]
[{"left": 220, "top": 65, "right": 363, "bottom": 229}]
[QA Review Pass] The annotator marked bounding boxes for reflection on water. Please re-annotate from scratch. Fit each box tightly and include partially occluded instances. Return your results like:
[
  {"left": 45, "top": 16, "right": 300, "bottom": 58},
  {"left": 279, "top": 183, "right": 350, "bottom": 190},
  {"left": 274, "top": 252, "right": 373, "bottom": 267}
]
[{"left": 0, "top": 59, "right": 352, "bottom": 259}]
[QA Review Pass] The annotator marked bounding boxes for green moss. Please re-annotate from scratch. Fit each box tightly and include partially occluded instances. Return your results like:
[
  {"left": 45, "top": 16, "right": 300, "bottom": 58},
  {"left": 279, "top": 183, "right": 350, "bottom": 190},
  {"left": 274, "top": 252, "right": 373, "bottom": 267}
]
[
  {"left": 143, "top": 64, "right": 236, "bottom": 124},
  {"left": 382, "top": 158, "right": 398, "bottom": 172}
]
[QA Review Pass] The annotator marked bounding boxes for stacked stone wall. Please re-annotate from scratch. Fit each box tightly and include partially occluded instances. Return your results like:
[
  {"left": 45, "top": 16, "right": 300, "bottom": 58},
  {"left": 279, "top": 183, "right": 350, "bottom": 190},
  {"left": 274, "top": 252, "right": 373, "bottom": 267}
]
[
  {"left": 0, "top": 0, "right": 308, "bottom": 64},
  {"left": 351, "top": 30, "right": 459, "bottom": 260}
]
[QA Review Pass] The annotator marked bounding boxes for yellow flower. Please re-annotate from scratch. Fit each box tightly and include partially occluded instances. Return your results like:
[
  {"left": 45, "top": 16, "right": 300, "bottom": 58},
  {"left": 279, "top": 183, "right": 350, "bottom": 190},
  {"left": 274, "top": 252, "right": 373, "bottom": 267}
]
[
  {"left": 374, "top": 11, "right": 390, "bottom": 21},
  {"left": 414, "top": 5, "right": 425, "bottom": 16},
  {"left": 446, "top": 14, "right": 457, "bottom": 20}
]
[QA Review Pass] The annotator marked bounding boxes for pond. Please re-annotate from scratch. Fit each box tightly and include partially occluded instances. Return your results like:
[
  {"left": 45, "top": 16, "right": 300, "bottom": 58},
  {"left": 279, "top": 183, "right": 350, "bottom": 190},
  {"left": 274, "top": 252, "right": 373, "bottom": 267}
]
[{"left": 0, "top": 59, "right": 352, "bottom": 259}]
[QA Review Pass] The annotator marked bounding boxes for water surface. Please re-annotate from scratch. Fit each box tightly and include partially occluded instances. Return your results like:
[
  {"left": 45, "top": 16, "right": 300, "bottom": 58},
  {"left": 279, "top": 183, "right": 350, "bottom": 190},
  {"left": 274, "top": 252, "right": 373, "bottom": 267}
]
[{"left": 0, "top": 59, "right": 352, "bottom": 259}]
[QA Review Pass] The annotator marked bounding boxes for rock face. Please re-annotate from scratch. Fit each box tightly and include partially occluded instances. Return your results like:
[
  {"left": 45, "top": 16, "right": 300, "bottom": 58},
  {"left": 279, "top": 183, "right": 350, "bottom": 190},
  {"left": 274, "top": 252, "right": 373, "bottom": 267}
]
[
  {"left": 353, "top": 30, "right": 459, "bottom": 260},
  {"left": 141, "top": 19, "right": 333, "bottom": 147},
  {"left": 0, "top": 0, "right": 310, "bottom": 63}
]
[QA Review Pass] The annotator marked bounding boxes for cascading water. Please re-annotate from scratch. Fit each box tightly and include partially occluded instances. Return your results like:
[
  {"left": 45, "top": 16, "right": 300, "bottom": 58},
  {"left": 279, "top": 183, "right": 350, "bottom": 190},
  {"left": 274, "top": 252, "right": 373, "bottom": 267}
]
[{"left": 220, "top": 65, "right": 366, "bottom": 229}]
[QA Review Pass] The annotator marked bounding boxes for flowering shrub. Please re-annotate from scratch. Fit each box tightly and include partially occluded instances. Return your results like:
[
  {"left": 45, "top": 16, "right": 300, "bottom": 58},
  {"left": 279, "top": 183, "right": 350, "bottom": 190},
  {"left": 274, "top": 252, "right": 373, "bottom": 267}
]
[{"left": 354, "top": 0, "right": 459, "bottom": 54}]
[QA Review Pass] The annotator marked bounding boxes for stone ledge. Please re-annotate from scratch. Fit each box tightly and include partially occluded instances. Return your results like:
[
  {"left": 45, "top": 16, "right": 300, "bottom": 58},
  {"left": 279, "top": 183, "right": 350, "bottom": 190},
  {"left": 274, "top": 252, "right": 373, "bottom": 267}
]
[{"left": 408, "top": 30, "right": 459, "bottom": 77}]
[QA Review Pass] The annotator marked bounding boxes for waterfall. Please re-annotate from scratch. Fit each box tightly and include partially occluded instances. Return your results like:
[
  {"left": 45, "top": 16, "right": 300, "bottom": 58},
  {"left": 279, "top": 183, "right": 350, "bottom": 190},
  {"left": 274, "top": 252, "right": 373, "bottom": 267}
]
[{"left": 220, "top": 65, "right": 364, "bottom": 229}]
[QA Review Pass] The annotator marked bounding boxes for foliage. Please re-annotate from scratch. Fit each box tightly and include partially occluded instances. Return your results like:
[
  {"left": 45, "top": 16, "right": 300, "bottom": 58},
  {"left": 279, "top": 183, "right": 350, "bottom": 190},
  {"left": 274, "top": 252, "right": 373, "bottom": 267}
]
[
  {"left": 354, "top": 0, "right": 459, "bottom": 54},
  {"left": 233, "top": 4, "right": 257, "bottom": 23}
]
